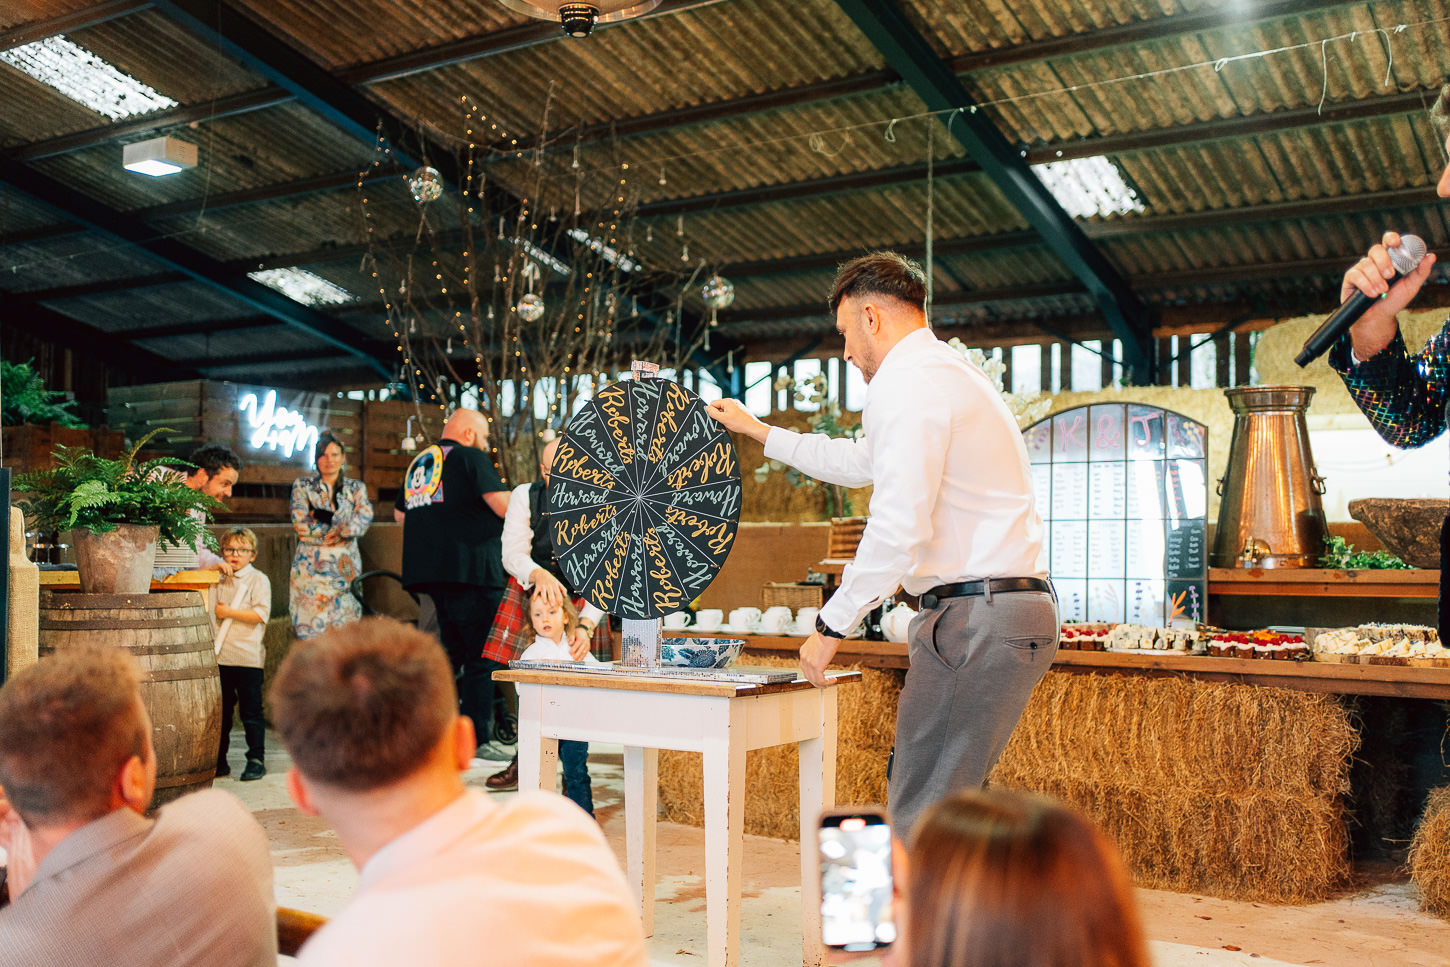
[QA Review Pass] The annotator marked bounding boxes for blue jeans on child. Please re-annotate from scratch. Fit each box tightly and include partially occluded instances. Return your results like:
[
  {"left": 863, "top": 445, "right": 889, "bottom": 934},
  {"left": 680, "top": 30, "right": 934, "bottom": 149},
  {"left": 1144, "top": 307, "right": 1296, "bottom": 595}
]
[{"left": 559, "top": 740, "right": 593, "bottom": 816}]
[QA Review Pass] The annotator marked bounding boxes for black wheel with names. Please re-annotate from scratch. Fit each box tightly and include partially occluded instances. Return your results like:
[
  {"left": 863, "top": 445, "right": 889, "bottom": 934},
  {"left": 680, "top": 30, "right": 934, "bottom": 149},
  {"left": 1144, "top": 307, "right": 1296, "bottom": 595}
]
[{"left": 546, "top": 376, "right": 742, "bottom": 620}]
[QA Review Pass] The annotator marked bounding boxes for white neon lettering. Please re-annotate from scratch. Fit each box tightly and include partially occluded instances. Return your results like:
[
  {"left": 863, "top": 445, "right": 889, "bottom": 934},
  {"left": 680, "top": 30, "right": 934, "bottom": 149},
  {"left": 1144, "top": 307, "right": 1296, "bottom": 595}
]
[{"left": 237, "top": 389, "right": 320, "bottom": 461}]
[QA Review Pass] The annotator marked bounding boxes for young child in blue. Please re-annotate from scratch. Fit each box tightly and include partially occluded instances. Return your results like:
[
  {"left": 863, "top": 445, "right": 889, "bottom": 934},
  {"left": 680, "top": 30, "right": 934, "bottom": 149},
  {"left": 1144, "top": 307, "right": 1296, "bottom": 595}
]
[{"left": 517, "top": 590, "right": 598, "bottom": 817}]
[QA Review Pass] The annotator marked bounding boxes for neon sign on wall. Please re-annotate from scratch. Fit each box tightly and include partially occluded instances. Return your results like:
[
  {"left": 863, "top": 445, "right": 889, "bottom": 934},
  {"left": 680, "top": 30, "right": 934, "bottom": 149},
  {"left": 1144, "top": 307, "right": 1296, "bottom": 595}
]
[{"left": 237, "top": 389, "right": 320, "bottom": 462}]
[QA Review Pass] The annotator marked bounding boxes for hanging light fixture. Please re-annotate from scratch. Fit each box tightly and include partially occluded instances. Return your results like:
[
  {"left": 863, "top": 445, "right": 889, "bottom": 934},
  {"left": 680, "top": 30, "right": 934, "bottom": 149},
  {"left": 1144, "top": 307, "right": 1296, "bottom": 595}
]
[
  {"left": 497, "top": 1, "right": 660, "bottom": 38},
  {"left": 701, "top": 273, "right": 734, "bottom": 352}
]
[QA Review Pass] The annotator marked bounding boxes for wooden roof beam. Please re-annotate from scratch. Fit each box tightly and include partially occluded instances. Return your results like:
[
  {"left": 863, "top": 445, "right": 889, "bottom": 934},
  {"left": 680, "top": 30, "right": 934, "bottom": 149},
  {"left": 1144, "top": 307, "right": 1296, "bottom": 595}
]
[{"left": 0, "top": 0, "right": 151, "bottom": 53}]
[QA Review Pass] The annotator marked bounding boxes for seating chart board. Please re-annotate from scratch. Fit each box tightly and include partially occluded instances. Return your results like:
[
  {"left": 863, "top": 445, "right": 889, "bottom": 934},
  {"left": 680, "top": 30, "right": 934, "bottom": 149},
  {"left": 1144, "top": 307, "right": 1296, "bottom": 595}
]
[
  {"left": 1023, "top": 404, "right": 1208, "bottom": 626},
  {"left": 547, "top": 376, "right": 741, "bottom": 620}
]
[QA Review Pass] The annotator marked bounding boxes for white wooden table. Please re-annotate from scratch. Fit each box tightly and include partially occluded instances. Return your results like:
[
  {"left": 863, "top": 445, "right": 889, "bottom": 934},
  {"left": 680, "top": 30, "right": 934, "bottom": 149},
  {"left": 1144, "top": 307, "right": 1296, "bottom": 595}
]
[{"left": 494, "top": 666, "right": 861, "bottom": 967}]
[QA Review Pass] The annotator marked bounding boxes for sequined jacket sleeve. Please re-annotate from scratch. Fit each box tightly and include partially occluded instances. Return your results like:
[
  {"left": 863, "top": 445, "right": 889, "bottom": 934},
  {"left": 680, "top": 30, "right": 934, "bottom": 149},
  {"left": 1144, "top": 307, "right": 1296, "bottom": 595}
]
[{"left": 1328, "top": 322, "right": 1450, "bottom": 449}]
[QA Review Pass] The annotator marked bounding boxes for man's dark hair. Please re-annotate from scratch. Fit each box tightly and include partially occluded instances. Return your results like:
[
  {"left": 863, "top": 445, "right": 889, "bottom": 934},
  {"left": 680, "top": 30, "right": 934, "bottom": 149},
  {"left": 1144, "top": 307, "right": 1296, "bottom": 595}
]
[
  {"left": 0, "top": 645, "right": 148, "bottom": 826},
  {"left": 271, "top": 618, "right": 456, "bottom": 791},
  {"left": 827, "top": 251, "right": 928, "bottom": 314},
  {"left": 188, "top": 444, "right": 242, "bottom": 477},
  {"left": 1432, "top": 81, "right": 1450, "bottom": 144}
]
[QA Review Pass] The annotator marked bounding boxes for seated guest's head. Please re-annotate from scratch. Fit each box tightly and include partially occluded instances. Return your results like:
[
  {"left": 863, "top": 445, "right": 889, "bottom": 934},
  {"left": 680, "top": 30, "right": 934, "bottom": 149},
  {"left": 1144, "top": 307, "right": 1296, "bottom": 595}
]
[
  {"left": 271, "top": 617, "right": 474, "bottom": 858},
  {"left": 899, "top": 789, "right": 1149, "bottom": 967},
  {"left": 0, "top": 644, "right": 153, "bottom": 831}
]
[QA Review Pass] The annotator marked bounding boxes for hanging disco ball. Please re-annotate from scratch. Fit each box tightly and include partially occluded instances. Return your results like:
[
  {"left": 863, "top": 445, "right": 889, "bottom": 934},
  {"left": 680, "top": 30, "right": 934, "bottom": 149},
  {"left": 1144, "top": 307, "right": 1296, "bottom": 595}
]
[
  {"left": 517, "top": 292, "right": 546, "bottom": 322},
  {"left": 409, "top": 166, "right": 444, "bottom": 204},
  {"left": 702, "top": 274, "right": 735, "bottom": 311}
]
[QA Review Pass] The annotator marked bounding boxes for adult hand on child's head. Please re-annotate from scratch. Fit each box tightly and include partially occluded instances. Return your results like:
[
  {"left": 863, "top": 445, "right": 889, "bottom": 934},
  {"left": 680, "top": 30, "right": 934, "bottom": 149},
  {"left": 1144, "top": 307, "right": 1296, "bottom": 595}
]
[{"left": 530, "top": 569, "right": 566, "bottom": 608}]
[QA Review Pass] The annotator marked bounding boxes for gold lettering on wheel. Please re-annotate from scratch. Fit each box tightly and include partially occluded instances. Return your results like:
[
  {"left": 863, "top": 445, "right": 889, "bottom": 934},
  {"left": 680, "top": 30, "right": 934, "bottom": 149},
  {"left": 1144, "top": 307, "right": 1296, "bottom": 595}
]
[
  {"left": 552, "top": 504, "right": 619, "bottom": 548},
  {"left": 663, "top": 506, "right": 735, "bottom": 556},
  {"left": 647, "top": 382, "right": 693, "bottom": 464},
  {"left": 590, "top": 531, "right": 631, "bottom": 604},
  {"left": 665, "top": 440, "right": 737, "bottom": 490},
  {"left": 554, "top": 440, "right": 616, "bottom": 490},
  {"left": 598, "top": 388, "right": 634, "bottom": 464},
  {"left": 642, "top": 527, "right": 685, "bottom": 611}
]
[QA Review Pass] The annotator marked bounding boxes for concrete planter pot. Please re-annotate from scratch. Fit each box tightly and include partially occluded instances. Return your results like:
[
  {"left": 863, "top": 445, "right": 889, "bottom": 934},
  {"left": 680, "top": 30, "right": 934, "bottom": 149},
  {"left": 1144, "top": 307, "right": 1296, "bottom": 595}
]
[{"left": 71, "top": 524, "right": 159, "bottom": 593}]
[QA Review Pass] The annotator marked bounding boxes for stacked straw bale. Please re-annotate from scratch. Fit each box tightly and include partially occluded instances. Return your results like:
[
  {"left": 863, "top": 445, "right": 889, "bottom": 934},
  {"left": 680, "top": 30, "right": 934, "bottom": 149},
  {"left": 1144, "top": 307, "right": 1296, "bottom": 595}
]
[
  {"left": 1410, "top": 786, "right": 1450, "bottom": 918},
  {"left": 988, "top": 671, "right": 1359, "bottom": 903},
  {"left": 657, "top": 656, "right": 901, "bottom": 839}
]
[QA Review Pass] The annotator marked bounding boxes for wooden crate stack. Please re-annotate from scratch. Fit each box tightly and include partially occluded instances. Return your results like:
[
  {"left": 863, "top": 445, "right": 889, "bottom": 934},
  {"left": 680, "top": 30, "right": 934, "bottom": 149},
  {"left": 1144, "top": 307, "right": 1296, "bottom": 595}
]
[
  {"left": 359, "top": 401, "right": 443, "bottom": 510},
  {"left": 1, "top": 423, "right": 126, "bottom": 472}
]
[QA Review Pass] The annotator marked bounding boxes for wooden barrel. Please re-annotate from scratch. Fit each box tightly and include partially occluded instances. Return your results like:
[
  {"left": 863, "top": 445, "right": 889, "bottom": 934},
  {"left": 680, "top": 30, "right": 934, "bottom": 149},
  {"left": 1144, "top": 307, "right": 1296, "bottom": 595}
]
[{"left": 38, "top": 590, "right": 221, "bottom": 808}]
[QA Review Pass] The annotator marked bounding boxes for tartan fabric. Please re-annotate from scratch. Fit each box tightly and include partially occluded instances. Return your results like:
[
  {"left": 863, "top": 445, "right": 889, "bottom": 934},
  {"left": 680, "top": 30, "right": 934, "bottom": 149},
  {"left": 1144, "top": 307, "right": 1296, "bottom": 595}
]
[{"left": 481, "top": 577, "right": 613, "bottom": 663}]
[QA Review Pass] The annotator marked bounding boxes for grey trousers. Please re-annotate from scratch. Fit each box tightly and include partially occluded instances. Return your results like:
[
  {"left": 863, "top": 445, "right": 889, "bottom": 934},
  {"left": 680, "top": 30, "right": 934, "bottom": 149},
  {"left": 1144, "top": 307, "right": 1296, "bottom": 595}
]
[{"left": 887, "top": 586, "right": 1060, "bottom": 840}]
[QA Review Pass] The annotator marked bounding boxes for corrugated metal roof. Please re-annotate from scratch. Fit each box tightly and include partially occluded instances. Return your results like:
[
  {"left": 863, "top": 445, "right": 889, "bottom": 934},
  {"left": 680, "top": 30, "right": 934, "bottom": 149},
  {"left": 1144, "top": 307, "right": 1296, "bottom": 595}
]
[{"left": 4, "top": 0, "right": 1450, "bottom": 387}]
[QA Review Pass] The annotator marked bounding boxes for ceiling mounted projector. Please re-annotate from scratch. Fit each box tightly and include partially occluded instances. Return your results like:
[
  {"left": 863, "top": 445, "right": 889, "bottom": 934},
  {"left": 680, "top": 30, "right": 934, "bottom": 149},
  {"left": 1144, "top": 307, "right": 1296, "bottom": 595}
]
[
  {"left": 497, "top": 0, "right": 661, "bottom": 38},
  {"left": 122, "top": 135, "right": 197, "bottom": 177}
]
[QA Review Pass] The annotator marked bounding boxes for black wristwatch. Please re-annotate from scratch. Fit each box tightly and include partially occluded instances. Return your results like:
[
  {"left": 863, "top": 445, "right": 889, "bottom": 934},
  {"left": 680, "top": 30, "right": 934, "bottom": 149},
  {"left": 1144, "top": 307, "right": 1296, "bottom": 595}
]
[{"left": 815, "top": 615, "right": 845, "bottom": 639}]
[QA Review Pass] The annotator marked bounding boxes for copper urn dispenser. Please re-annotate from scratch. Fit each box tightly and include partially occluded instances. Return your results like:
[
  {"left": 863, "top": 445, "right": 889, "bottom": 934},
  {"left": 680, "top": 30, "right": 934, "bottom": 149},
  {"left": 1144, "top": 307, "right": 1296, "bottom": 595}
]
[{"left": 1210, "top": 386, "right": 1328, "bottom": 569}]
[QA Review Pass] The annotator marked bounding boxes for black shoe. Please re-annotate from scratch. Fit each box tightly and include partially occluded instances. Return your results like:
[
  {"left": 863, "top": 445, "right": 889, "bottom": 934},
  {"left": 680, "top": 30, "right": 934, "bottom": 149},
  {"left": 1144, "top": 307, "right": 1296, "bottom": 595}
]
[
  {"left": 240, "top": 759, "right": 266, "bottom": 781},
  {"left": 215, "top": 761, "right": 231, "bottom": 778}
]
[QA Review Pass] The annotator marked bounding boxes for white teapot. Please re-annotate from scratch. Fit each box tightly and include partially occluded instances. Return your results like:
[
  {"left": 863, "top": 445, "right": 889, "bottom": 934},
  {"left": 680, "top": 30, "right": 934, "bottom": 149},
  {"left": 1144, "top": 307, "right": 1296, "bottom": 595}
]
[{"left": 882, "top": 603, "right": 917, "bottom": 643}]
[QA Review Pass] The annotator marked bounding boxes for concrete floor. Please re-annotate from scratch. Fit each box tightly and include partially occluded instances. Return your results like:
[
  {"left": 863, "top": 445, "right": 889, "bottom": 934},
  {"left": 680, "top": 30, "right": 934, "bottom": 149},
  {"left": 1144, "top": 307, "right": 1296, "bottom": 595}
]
[{"left": 224, "top": 730, "right": 1450, "bottom": 967}]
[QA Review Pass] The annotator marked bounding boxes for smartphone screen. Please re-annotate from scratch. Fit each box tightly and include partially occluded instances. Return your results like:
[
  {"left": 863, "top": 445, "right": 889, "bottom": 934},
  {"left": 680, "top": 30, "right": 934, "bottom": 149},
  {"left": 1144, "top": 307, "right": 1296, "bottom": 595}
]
[{"left": 818, "top": 812, "right": 895, "bottom": 951}]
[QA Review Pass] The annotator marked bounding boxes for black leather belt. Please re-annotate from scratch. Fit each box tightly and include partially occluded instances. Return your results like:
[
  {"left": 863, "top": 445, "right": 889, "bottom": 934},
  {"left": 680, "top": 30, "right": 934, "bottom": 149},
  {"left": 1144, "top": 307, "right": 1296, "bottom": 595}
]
[{"left": 919, "top": 577, "right": 1053, "bottom": 609}]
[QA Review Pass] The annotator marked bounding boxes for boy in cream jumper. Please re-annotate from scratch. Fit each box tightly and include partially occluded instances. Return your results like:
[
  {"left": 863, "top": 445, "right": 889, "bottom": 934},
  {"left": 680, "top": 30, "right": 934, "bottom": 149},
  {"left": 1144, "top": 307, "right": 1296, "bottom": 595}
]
[{"left": 214, "top": 527, "right": 272, "bottom": 782}]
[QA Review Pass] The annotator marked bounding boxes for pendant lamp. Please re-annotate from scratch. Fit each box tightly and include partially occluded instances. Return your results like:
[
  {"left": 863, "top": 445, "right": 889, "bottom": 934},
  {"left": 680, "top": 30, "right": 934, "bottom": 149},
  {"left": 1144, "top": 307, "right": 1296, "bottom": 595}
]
[{"left": 497, "top": 1, "right": 661, "bottom": 37}]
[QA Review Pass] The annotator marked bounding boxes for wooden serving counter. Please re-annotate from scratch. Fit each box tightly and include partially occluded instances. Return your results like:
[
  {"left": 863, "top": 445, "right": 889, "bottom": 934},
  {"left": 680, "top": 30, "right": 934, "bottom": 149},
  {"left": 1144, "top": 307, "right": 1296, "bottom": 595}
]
[
  {"left": 1208, "top": 566, "right": 1439, "bottom": 599},
  {"left": 672, "top": 631, "right": 1450, "bottom": 700}
]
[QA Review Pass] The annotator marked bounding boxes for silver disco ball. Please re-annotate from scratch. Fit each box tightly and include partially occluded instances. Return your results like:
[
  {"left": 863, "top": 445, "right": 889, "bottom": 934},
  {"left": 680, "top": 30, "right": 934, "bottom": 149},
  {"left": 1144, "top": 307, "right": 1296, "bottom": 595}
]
[
  {"left": 409, "top": 166, "right": 444, "bottom": 204},
  {"left": 517, "top": 292, "right": 546, "bottom": 322},
  {"left": 702, "top": 274, "right": 735, "bottom": 311}
]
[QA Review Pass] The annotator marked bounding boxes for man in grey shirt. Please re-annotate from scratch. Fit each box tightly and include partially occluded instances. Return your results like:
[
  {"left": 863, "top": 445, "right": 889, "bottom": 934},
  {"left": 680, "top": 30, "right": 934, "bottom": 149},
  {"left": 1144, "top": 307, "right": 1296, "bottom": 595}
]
[{"left": 0, "top": 644, "right": 275, "bottom": 966}]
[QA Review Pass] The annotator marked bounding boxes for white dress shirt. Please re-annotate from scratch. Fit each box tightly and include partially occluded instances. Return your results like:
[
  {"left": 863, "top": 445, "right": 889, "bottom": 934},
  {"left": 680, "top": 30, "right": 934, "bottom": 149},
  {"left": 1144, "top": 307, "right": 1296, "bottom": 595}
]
[
  {"left": 297, "top": 789, "right": 647, "bottom": 967},
  {"left": 764, "top": 328, "right": 1046, "bottom": 635},
  {"left": 501, "top": 483, "right": 605, "bottom": 629}
]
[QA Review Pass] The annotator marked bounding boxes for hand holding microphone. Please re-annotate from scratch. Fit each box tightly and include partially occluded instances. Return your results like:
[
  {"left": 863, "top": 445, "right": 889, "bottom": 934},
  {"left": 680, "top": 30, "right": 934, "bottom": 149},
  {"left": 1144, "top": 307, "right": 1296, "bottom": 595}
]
[{"left": 1296, "top": 232, "right": 1434, "bottom": 366}]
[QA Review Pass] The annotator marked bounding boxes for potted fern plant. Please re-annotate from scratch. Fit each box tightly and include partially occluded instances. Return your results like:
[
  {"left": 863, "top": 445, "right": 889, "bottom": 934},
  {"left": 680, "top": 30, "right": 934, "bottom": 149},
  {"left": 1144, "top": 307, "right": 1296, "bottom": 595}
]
[{"left": 14, "top": 428, "right": 220, "bottom": 593}]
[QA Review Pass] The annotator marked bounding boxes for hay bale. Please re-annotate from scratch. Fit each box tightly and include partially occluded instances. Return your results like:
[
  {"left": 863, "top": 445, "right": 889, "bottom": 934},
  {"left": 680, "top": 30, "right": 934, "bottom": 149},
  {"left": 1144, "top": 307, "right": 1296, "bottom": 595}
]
[
  {"left": 1410, "top": 786, "right": 1450, "bottom": 918},
  {"left": 989, "top": 671, "right": 1359, "bottom": 903},
  {"left": 657, "top": 655, "right": 900, "bottom": 840}
]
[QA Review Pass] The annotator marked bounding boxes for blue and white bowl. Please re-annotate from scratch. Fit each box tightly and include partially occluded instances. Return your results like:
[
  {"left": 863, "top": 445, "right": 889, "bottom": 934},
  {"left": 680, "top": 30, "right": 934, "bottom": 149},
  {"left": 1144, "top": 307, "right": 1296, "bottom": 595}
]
[{"left": 659, "top": 637, "right": 746, "bottom": 669}]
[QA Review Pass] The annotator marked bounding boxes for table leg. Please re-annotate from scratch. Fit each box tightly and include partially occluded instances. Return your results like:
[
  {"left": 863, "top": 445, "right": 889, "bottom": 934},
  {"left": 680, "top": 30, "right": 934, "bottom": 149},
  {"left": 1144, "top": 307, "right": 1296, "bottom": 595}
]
[
  {"left": 514, "top": 685, "right": 557, "bottom": 793},
  {"left": 623, "top": 745, "right": 658, "bottom": 936},
  {"left": 703, "top": 701, "right": 746, "bottom": 967},
  {"left": 798, "top": 686, "right": 838, "bottom": 967}
]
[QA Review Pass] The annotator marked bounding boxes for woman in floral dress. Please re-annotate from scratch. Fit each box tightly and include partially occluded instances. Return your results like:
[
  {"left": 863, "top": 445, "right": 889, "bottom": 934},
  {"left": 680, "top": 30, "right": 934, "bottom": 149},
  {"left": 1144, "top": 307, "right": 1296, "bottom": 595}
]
[{"left": 289, "top": 432, "right": 374, "bottom": 637}]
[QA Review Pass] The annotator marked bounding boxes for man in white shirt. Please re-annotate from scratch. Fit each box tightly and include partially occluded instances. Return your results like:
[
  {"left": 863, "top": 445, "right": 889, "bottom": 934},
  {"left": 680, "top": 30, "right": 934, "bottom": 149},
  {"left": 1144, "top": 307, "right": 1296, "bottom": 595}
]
[
  {"left": 271, "top": 617, "right": 648, "bottom": 967},
  {"left": 706, "top": 251, "right": 1060, "bottom": 837},
  {"left": 153, "top": 444, "right": 242, "bottom": 577}
]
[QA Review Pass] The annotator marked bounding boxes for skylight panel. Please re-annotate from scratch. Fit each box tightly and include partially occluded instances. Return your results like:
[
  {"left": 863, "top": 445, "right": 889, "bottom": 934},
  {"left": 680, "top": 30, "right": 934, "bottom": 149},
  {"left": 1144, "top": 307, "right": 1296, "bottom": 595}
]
[
  {"left": 1031, "top": 156, "right": 1145, "bottom": 219},
  {"left": 248, "top": 268, "right": 356, "bottom": 307},
  {"left": 0, "top": 36, "right": 177, "bottom": 120}
]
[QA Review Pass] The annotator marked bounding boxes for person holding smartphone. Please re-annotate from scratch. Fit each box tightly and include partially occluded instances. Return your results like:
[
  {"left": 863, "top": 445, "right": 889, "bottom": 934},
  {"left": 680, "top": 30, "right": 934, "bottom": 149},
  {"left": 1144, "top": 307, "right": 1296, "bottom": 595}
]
[{"left": 289, "top": 432, "right": 374, "bottom": 638}]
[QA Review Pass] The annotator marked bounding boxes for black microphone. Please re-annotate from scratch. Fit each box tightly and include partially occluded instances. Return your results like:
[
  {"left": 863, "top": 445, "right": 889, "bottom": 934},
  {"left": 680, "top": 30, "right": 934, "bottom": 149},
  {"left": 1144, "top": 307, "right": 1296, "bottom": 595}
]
[{"left": 1295, "top": 234, "right": 1427, "bottom": 367}]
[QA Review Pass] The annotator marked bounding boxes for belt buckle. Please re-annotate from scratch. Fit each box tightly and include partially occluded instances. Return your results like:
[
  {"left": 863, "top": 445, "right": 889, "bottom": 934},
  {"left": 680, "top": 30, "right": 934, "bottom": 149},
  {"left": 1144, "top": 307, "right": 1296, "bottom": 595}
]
[{"left": 920, "top": 592, "right": 939, "bottom": 609}]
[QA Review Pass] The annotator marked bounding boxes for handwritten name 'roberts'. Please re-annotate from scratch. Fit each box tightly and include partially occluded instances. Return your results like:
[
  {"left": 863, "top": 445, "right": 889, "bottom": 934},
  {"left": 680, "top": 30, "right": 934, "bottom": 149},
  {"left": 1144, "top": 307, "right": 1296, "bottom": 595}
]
[
  {"left": 665, "top": 440, "right": 737, "bottom": 491},
  {"left": 662, "top": 506, "right": 735, "bottom": 556},
  {"left": 552, "top": 503, "right": 619, "bottom": 549}
]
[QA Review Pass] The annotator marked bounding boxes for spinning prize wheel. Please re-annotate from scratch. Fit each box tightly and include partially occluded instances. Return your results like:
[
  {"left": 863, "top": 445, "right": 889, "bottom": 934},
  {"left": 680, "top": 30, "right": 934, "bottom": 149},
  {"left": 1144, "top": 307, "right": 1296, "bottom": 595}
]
[{"left": 547, "top": 372, "right": 742, "bottom": 620}]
